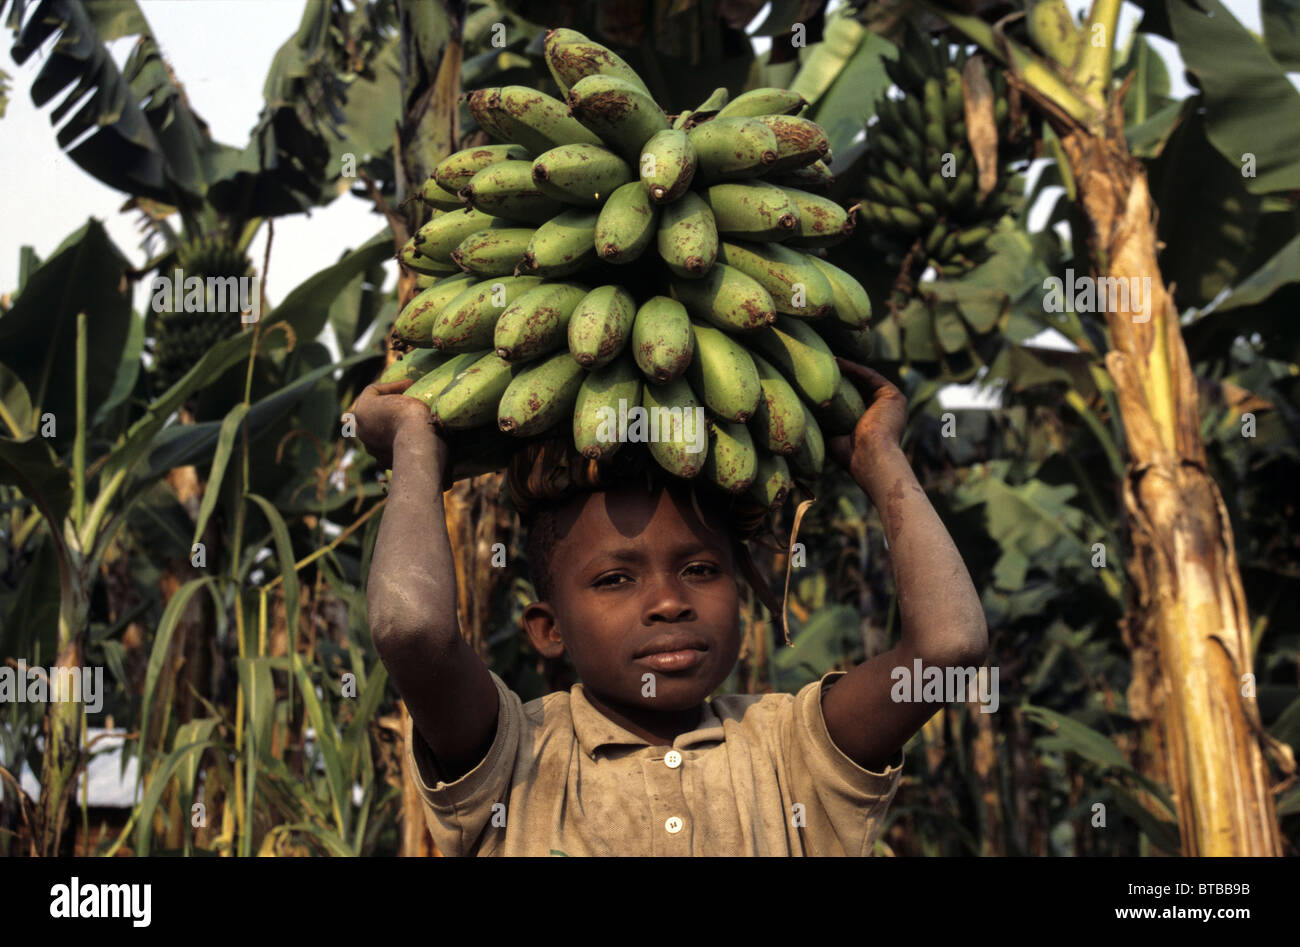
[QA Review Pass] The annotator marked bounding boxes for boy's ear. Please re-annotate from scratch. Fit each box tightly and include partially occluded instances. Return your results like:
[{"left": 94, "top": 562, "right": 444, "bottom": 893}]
[{"left": 522, "top": 602, "right": 565, "bottom": 659}]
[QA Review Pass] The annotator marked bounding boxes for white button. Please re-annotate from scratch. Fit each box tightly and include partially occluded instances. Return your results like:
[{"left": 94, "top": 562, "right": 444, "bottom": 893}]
[
  {"left": 665, "top": 816, "right": 683, "bottom": 834},
  {"left": 664, "top": 750, "right": 682, "bottom": 768}
]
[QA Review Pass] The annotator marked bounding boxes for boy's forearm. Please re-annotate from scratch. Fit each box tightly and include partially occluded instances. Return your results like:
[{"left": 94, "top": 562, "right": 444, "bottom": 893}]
[
  {"left": 852, "top": 440, "right": 988, "bottom": 665},
  {"left": 366, "top": 419, "right": 460, "bottom": 654}
]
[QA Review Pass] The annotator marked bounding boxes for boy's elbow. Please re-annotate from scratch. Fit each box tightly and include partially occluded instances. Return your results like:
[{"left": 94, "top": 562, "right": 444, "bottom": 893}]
[
  {"left": 919, "top": 611, "right": 989, "bottom": 668},
  {"left": 367, "top": 577, "right": 458, "bottom": 659}
]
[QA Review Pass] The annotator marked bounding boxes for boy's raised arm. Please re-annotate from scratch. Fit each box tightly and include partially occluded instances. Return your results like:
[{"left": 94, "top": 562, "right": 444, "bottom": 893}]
[
  {"left": 819, "top": 361, "right": 989, "bottom": 772},
  {"left": 354, "top": 381, "right": 499, "bottom": 781}
]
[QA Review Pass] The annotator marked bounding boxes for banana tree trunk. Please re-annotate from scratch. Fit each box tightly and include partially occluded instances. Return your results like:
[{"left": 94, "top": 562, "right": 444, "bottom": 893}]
[
  {"left": 37, "top": 549, "right": 87, "bottom": 855},
  {"left": 1059, "top": 129, "right": 1284, "bottom": 855}
]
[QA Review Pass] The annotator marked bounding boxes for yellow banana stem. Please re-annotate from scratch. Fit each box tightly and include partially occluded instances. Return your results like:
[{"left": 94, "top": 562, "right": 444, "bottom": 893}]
[{"left": 1075, "top": 0, "right": 1123, "bottom": 104}]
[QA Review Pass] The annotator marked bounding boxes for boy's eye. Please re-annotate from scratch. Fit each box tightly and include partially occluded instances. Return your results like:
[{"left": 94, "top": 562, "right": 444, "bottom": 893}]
[
  {"left": 594, "top": 573, "right": 630, "bottom": 588},
  {"left": 684, "top": 562, "right": 717, "bottom": 577}
]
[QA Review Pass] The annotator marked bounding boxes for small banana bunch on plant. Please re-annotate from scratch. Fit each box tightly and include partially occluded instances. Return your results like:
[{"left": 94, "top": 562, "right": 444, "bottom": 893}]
[
  {"left": 860, "top": 25, "right": 1025, "bottom": 283},
  {"left": 150, "top": 234, "right": 254, "bottom": 393},
  {"left": 383, "top": 27, "right": 878, "bottom": 513}
]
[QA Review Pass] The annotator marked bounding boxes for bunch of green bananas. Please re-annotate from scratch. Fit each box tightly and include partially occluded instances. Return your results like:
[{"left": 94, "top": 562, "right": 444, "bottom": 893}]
[
  {"left": 383, "top": 27, "right": 876, "bottom": 511},
  {"left": 859, "top": 26, "right": 1022, "bottom": 280},
  {"left": 151, "top": 235, "right": 253, "bottom": 392}
]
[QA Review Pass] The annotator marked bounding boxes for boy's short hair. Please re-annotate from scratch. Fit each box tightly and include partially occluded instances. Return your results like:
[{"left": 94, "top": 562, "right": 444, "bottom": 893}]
[{"left": 503, "top": 437, "right": 776, "bottom": 604}]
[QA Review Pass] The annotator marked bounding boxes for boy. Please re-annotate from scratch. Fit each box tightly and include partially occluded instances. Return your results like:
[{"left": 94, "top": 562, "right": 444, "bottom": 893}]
[{"left": 352, "top": 358, "right": 987, "bottom": 855}]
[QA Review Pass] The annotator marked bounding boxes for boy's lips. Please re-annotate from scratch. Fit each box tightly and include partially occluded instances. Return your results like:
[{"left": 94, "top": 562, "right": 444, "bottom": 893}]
[{"left": 634, "top": 632, "right": 709, "bottom": 659}]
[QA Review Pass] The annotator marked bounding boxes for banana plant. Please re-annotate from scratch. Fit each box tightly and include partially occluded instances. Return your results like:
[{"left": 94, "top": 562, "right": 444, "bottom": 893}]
[{"left": 842, "top": 0, "right": 1300, "bottom": 854}]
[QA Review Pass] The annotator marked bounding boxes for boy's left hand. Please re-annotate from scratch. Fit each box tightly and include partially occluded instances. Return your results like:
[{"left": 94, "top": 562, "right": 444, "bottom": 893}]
[{"left": 826, "top": 358, "right": 908, "bottom": 477}]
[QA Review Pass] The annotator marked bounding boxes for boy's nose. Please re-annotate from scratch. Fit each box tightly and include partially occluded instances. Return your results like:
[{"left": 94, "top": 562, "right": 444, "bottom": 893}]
[{"left": 642, "top": 575, "right": 696, "bottom": 623}]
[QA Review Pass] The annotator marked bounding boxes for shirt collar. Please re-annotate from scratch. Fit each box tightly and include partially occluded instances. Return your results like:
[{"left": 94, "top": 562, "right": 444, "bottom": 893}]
[{"left": 570, "top": 682, "right": 727, "bottom": 758}]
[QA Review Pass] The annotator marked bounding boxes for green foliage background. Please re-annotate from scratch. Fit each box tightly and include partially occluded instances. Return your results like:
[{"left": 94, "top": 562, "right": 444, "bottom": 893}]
[{"left": 0, "top": 0, "right": 1296, "bottom": 856}]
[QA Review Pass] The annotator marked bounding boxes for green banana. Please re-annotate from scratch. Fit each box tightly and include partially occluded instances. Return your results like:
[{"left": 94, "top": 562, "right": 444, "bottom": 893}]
[
  {"left": 641, "top": 377, "right": 708, "bottom": 479},
  {"left": 771, "top": 159, "right": 834, "bottom": 193},
  {"left": 480, "top": 85, "right": 603, "bottom": 154},
  {"left": 417, "top": 176, "right": 464, "bottom": 211},
  {"left": 872, "top": 130, "right": 906, "bottom": 163},
  {"left": 566, "top": 74, "right": 670, "bottom": 161},
  {"left": 747, "top": 314, "right": 841, "bottom": 407},
  {"left": 1026, "top": 0, "right": 1082, "bottom": 70},
  {"left": 398, "top": 236, "right": 460, "bottom": 276},
  {"left": 433, "top": 144, "right": 531, "bottom": 193},
  {"left": 702, "top": 420, "right": 757, "bottom": 494},
  {"left": 639, "top": 128, "right": 697, "bottom": 203},
  {"left": 814, "top": 374, "right": 867, "bottom": 436},
  {"left": 758, "top": 115, "right": 830, "bottom": 172},
  {"left": 923, "top": 78, "right": 946, "bottom": 131},
  {"left": 520, "top": 209, "right": 598, "bottom": 277},
  {"left": 493, "top": 282, "right": 589, "bottom": 363},
  {"left": 715, "top": 87, "right": 805, "bottom": 119},
  {"left": 413, "top": 208, "right": 507, "bottom": 262},
  {"left": 898, "top": 165, "right": 929, "bottom": 204},
  {"left": 460, "top": 161, "right": 564, "bottom": 224},
  {"left": 747, "top": 351, "right": 807, "bottom": 455},
  {"left": 669, "top": 263, "right": 776, "bottom": 332},
  {"left": 943, "top": 66, "right": 964, "bottom": 123},
  {"left": 406, "top": 352, "right": 485, "bottom": 410},
  {"left": 684, "top": 321, "right": 761, "bottom": 422},
  {"left": 465, "top": 88, "right": 511, "bottom": 142},
  {"left": 497, "top": 351, "right": 585, "bottom": 436},
  {"left": 700, "top": 181, "right": 800, "bottom": 241},
  {"left": 747, "top": 452, "right": 792, "bottom": 512},
  {"left": 631, "top": 296, "right": 694, "bottom": 383},
  {"left": 657, "top": 192, "right": 718, "bottom": 279},
  {"left": 688, "top": 117, "right": 778, "bottom": 181},
  {"left": 956, "top": 224, "right": 993, "bottom": 250},
  {"left": 787, "top": 402, "right": 825, "bottom": 479},
  {"left": 924, "top": 220, "right": 949, "bottom": 257},
  {"left": 543, "top": 28, "right": 652, "bottom": 99},
  {"left": 815, "top": 319, "right": 873, "bottom": 363},
  {"left": 431, "top": 275, "right": 543, "bottom": 352},
  {"left": 451, "top": 228, "right": 534, "bottom": 277},
  {"left": 772, "top": 185, "right": 855, "bottom": 248},
  {"left": 572, "top": 352, "right": 641, "bottom": 459},
  {"left": 899, "top": 93, "right": 925, "bottom": 133},
  {"left": 531, "top": 143, "right": 633, "bottom": 207},
  {"left": 886, "top": 205, "right": 925, "bottom": 232},
  {"left": 594, "top": 181, "right": 659, "bottom": 263},
  {"left": 434, "top": 352, "right": 517, "bottom": 430},
  {"left": 806, "top": 255, "right": 872, "bottom": 329},
  {"left": 714, "top": 241, "right": 834, "bottom": 318},
  {"left": 378, "top": 348, "right": 448, "bottom": 385},
  {"left": 568, "top": 285, "right": 638, "bottom": 368},
  {"left": 392, "top": 273, "right": 477, "bottom": 346}
]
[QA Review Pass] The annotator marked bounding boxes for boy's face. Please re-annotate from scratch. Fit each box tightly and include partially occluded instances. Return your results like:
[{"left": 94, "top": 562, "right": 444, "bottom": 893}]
[{"left": 522, "top": 484, "right": 742, "bottom": 718}]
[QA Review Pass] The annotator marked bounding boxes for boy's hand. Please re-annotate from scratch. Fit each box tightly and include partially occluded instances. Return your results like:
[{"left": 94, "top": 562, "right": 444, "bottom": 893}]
[
  {"left": 350, "top": 380, "right": 441, "bottom": 471},
  {"left": 826, "top": 358, "right": 908, "bottom": 479}
]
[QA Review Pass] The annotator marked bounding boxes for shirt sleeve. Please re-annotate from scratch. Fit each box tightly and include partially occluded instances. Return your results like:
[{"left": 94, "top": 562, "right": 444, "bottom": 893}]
[
  {"left": 404, "top": 668, "right": 522, "bottom": 856},
  {"left": 781, "top": 669, "right": 904, "bottom": 856}
]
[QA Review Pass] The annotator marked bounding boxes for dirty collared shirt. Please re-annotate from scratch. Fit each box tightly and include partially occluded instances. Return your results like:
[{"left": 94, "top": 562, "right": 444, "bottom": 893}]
[{"left": 404, "top": 668, "right": 903, "bottom": 856}]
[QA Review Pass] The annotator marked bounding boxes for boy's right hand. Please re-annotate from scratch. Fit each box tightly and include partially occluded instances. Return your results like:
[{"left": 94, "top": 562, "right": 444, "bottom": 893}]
[{"left": 351, "top": 380, "right": 444, "bottom": 471}]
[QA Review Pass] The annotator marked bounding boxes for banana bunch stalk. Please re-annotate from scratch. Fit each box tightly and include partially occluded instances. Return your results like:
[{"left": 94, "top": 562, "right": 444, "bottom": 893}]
[
  {"left": 385, "top": 27, "right": 878, "bottom": 515},
  {"left": 860, "top": 25, "right": 1025, "bottom": 283}
]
